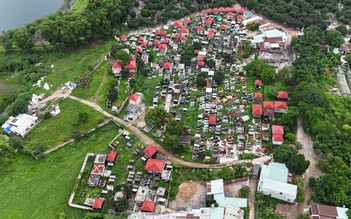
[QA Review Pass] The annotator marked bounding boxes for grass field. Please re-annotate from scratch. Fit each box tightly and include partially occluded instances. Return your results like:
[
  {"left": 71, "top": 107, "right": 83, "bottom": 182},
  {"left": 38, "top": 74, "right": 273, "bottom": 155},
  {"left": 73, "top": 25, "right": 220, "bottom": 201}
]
[
  {"left": 0, "top": 123, "right": 119, "bottom": 219},
  {"left": 38, "top": 41, "right": 114, "bottom": 94},
  {"left": 24, "top": 98, "right": 106, "bottom": 152},
  {"left": 70, "top": 0, "right": 89, "bottom": 13}
]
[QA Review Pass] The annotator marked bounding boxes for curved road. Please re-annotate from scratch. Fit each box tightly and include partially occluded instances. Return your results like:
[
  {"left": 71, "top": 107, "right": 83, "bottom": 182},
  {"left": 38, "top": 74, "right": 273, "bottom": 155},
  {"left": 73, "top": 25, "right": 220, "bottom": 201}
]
[{"left": 67, "top": 95, "right": 255, "bottom": 168}]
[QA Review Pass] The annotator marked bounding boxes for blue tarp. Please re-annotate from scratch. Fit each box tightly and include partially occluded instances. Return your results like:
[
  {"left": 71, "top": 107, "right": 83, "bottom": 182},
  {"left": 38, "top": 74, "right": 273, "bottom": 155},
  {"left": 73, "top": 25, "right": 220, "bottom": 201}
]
[
  {"left": 248, "top": 12, "right": 252, "bottom": 17},
  {"left": 217, "top": 15, "right": 222, "bottom": 20},
  {"left": 4, "top": 125, "right": 12, "bottom": 134}
]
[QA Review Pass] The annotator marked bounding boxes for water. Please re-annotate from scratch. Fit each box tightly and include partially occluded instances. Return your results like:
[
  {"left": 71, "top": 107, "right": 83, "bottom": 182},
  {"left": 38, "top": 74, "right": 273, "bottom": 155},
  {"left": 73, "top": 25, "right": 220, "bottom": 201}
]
[{"left": 0, "top": 0, "right": 63, "bottom": 32}]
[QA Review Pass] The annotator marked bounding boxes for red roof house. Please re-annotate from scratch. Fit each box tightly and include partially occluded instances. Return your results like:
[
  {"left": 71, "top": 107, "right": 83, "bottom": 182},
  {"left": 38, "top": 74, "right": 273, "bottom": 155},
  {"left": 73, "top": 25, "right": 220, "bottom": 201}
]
[
  {"left": 120, "top": 34, "right": 127, "bottom": 41},
  {"left": 145, "top": 159, "right": 165, "bottom": 173},
  {"left": 274, "top": 101, "right": 287, "bottom": 113},
  {"left": 201, "top": 9, "right": 208, "bottom": 14},
  {"left": 221, "top": 25, "right": 226, "bottom": 31},
  {"left": 197, "top": 61, "right": 205, "bottom": 67},
  {"left": 136, "top": 46, "right": 143, "bottom": 53},
  {"left": 112, "top": 61, "right": 123, "bottom": 76},
  {"left": 207, "top": 31, "right": 215, "bottom": 39},
  {"left": 93, "top": 198, "right": 105, "bottom": 210},
  {"left": 207, "top": 8, "right": 213, "bottom": 14},
  {"left": 173, "top": 20, "right": 183, "bottom": 29},
  {"left": 273, "top": 134, "right": 284, "bottom": 145},
  {"left": 272, "top": 125, "right": 284, "bottom": 135},
  {"left": 252, "top": 104, "right": 263, "bottom": 117},
  {"left": 158, "top": 44, "right": 167, "bottom": 51},
  {"left": 138, "top": 36, "right": 143, "bottom": 41},
  {"left": 153, "top": 40, "right": 161, "bottom": 46},
  {"left": 173, "top": 33, "right": 180, "bottom": 39},
  {"left": 263, "top": 101, "right": 274, "bottom": 109},
  {"left": 237, "top": 8, "right": 245, "bottom": 14},
  {"left": 106, "top": 151, "right": 118, "bottom": 163},
  {"left": 143, "top": 144, "right": 158, "bottom": 157},
  {"left": 140, "top": 200, "right": 155, "bottom": 212},
  {"left": 219, "top": 7, "right": 225, "bottom": 12},
  {"left": 141, "top": 41, "right": 147, "bottom": 47},
  {"left": 184, "top": 19, "right": 191, "bottom": 25},
  {"left": 163, "top": 62, "right": 172, "bottom": 70},
  {"left": 181, "top": 28, "right": 189, "bottom": 36},
  {"left": 277, "top": 91, "right": 289, "bottom": 100},
  {"left": 160, "top": 30, "right": 167, "bottom": 36},
  {"left": 180, "top": 36, "right": 187, "bottom": 43},
  {"left": 197, "top": 55, "right": 205, "bottom": 61},
  {"left": 255, "top": 80, "right": 262, "bottom": 86},
  {"left": 91, "top": 164, "right": 105, "bottom": 175},
  {"left": 209, "top": 115, "right": 216, "bottom": 126},
  {"left": 236, "top": 15, "right": 244, "bottom": 22},
  {"left": 125, "top": 61, "right": 137, "bottom": 71},
  {"left": 197, "top": 26, "right": 204, "bottom": 34},
  {"left": 254, "top": 92, "right": 263, "bottom": 100},
  {"left": 129, "top": 93, "right": 142, "bottom": 105},
  {"left": 213, "top": 8, "right": 219, "bottom": 13}
]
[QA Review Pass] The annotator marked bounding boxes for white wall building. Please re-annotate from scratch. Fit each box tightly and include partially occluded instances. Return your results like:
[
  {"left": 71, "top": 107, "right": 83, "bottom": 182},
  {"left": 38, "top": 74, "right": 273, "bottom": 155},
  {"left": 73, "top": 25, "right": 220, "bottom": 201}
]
[
  {"left": 257, "top": 163, "right": 297, "bottom": 203},
  {"left": 2, "top": 114, "right": 38, "bottom": 137}
]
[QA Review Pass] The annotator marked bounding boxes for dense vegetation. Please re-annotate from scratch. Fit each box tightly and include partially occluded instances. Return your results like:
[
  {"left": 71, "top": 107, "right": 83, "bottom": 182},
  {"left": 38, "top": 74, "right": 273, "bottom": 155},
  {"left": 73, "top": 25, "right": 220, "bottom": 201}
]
[
  {"left": 290, "top": 26, "right": 351, "bottom": 207},
  {"left": 128, "top": 0, "right": 235, "bottom": 29}
]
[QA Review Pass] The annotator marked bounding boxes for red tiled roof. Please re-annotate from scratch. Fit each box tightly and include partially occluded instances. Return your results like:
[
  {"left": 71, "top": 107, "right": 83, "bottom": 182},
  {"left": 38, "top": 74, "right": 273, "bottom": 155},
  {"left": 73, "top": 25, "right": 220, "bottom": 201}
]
[
  {"left": 277, "top": 91, "right": 289, "bottom": 99},
  {"left": 230, "top": 7, "right": 236, "bottom": 12},
  {"left": 129, "top": 93, "right": 140, "bottom": 101},
  {"left": 221, "top": 25, "right": 226, "bottom": 30},
  {"left": 153, "top": 40, "right": 161, "bottom": 46},
  {"left": 155, "top": 30, "right": 161, "bottom": 35},
  {"left": 130, "top": 54, "right": 136, "bottom": 61},
  {"left": 255, "top": 79, "right": 262, "bottom": 86},
  {"left": 237, "top": 8, "right": 245, "bottom": 13},
  {"left": 120, "top": 34, "right": 127, "bottom": 39},
  {"left": 225, "top": 7, "right": 231, "bottom": 12},
  {"left": 158, "top": 44, "right": 167, "bottom": 51},
  {"left": 201, "top": 9, "right": 208, "bottom": 14},
  {"left": 190, "top": 14, "right": 196, "bottom": 18},
  {"left": 207, "top": 8, "right": 213, "bottom": 13},
  {"left": 273, "top": 134, "right": 284, "bottom": 142},
  {"left": 184, "top": 19, "right": 191, "bottom": 24},
  {"left": 229, "top": 110, "right": 236, "bottom": 117},
  {"left": 310, "top": 203, "right": 338, "bottom": 217},
  {"left": 236, "top": 15, "right": 244, "bottom": 20},
  {"left": 181, "top": 28, "right": 189, "bottom": 34},
  {"left": 197, "top": 55, "right": 205, "bottom": 61},
  {"left": 140, "top": 200, "right": 155, "bottom": 212},
  {"left": 144, "top": 144, "right": 158, "bottom": 157},
  {"left": 173, "top": 20, "right": 183, "bottom": 28},
  {"left": 194, "top": 49, "right": 200, "bottom": 54},
  {"left": 138, "top": 36, "right": 143, "bottom": 41},
  {"left": 263, "top": 101, "right": 274, "bottom": 109},
  {"left": 163, "top": 62, "right": 172, "bottom": 70},
  {"left": 145, "top": 159, "right": 165, "bottom": 172},
  {"left": 219, "top": 7, "right": 225, "bottom": 12},
  {"left": 113, "top": 61, "right": 123, "bottom": 69},
  {"left": 252, "top": 104, "right": 263, "bottom": 115},
  {"left": 197, "top": 26, "right": 204, "bottom": 32},
  {"left": 254, "top": 92, "right": 262, "bottom": 99},
  {"left": 213, "top": 8, "right": 219, "bottom": 12},
  {"left": 93, "top": 198, "right": 104, "bottom": 209},
  {"left": 163, "top": 38, "right": 169, "bottom": 44},
  {"left": 173, "top": 33, "right": 180, "bottom": 39},
  {"left": 160, "top": 30, "right": 167, "bottom": 36},
  {"left": 91, "top": 164, "right": 105, "bottom": 175},
  {"left": 106, "top": 151, "right": 118, "bottom": 162},
  {"left": 264, "top": 109, "right": 274, "bottom": 117},
  {"left": 209, "top": 115, "right": 216, "bottom": 125},
  {"left": 198, "top": 61, "right": 205, "bottom": 66},
  {"left": 272, "top": 125, "right": 284, "bottom": 135},
  {"left": 207, "top": 32, "right": 215, "bottom": 38},
  {"left": 125, "top": 61, "right": 137, "bottom": 69},
  {"left": 136, "top": 47, "right": 143, "bottom": 53},
  {"left": 180, "top": 36, "right": 187, "bottom": 41},
  {"left": 275, "top": 101, "right": 287, "bottom": 109},
  {"left": 141, "top": 41, "right": 147, "bottom": 47},
  {"left": 227, "top": 12, "right": 234, "bottom": 17}
]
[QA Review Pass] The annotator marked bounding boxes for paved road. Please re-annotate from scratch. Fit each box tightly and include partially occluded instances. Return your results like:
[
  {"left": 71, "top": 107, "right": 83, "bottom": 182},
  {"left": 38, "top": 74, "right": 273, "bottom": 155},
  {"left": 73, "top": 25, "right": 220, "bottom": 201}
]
[{"left": 68, "top": 95, "right": 256, "bottom": 168}]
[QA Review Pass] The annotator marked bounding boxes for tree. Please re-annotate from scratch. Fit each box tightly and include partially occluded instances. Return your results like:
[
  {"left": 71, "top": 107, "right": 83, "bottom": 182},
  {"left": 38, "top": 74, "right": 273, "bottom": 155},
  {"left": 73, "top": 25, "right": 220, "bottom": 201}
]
[
  {"left": 196, "top": 72, "right": 207, "bottom": 87},
  {"left": 147, "top": 107, "right": 170, "bottom": 126},
  {"left": 244, "top": 60, "right": 275, "bottom": 84},
  {"left": 166, "top": 120, "right": 183, "bottom": 135},
  {"left": 246, "top": 22, "right": 260, "bottom": 31},
  {"left": 286, "top": 154, "right": 310, "bottom": 175},
  {"left": 115, "top": 50, "right": 130, "bottom": 65},
  {"left": 326, "top": 29, "right": 343, "bottom": 48},
  {"left": 218, "top": 166, "right": 234, "bottom": 181},
  {"left": 285, "top": 133, "right": 296, "bottom": 142},
  {"left": 239, "top": 185, "right": 250, "bottom": 198},
  {"left": 273, "top": 144, "right": 296, "bottom": 163},
  {"left": 9, "top": 135, "right": 23, "bottom": 150},
  {"left": 213, "top": 72, "right": 224, "bottom": 85},
  {"left": 77, "top": 111, "right": 89, "bottom": 124},
  {"left": 309, "top": 176, "right": 317, "bottom": 188},
  {"left": 206, "top": 59, "right": 216, "bottom": 69},
  {"left": 336, "top": 25, "right": 348, "bottom": 36},
  {"left": 13, "top": 28, "right": 34, "bottom": 51},
  {"left": 344, "top": 52, "right": 351, "bottom": 65},
  {"left": 163, "top": 134, "right": 180, "bottom": 150},
  {"left": 115, "top": 198, "right": 128, "bottom": 212},
  {"left": 121, "top": 69, "right": 130, "bottom": 79},
  {"left": 0, "top": 134, "right": 13, "bottom": 167}
]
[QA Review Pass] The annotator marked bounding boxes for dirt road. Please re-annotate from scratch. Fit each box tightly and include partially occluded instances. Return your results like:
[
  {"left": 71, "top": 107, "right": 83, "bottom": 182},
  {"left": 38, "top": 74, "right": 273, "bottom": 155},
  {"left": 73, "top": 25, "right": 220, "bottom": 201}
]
[
  {"left": 296, "top": 118, "right": 322, "bottom": 216},
  {"left": 248, "top": 178, "right": 257, "bottom": 219},
  {"left": 68, "top": 95, "right": 256, "bottom": 168}
]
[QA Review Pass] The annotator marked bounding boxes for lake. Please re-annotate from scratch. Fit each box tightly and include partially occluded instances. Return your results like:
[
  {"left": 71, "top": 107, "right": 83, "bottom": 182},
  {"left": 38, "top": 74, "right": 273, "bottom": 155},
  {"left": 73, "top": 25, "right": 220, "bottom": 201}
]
[{"left": 0, "top": 0, "right": 63, "bottom": 32}]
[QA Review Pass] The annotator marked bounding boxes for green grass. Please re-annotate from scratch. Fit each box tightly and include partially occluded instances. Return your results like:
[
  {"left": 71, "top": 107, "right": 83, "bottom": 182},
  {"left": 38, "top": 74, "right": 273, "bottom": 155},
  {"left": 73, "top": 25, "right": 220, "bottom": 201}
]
[
  {"left": 24, "top": 98, "right": 106, "bottom": 152},
  {"left": 134, "top": 76, "right": 162, "bottom": 106},
  {"left": 38, "top": 41, "right": 114, "bottom": 94},
  {"left": 0, "top": 123, "right": 118, "bottom": 219},
  {"left": 0, "top": 76, "right": 20, "bottom": 98},
  {"left": 70, "top": 0, "right": 89, "bottom": 13}
]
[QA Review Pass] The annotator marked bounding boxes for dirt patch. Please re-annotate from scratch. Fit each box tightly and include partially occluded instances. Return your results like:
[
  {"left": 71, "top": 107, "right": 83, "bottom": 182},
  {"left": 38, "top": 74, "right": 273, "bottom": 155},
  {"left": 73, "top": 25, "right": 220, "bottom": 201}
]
[
  {"left": 224, "top": 179, "right": 249, "bottom": 197},
  {"left": 276, "top": 203, "right": 300, "bottom": 219},
  {"left": 169, "top": 182, "right": 207, "bottom": 210}
]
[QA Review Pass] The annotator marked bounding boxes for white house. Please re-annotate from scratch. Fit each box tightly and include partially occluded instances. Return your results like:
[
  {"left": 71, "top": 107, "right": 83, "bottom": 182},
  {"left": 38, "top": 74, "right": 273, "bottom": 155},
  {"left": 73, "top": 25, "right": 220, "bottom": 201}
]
[
  {"left": 257, "top": 163, "right": 297, "bottom": 203},
  {"left": 2, "top": 114, "right": 39, "bottom": 137}
]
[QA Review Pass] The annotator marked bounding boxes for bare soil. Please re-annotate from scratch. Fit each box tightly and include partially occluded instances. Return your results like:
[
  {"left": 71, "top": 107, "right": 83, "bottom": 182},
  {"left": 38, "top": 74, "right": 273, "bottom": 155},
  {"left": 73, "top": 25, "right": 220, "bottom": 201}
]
[{"left": 169, "top": 182, "right": 207, "bottom": 210}]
